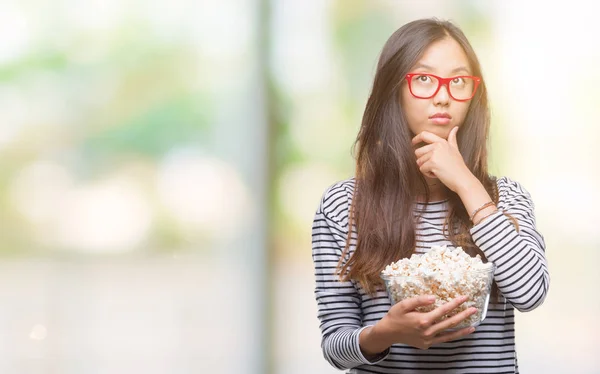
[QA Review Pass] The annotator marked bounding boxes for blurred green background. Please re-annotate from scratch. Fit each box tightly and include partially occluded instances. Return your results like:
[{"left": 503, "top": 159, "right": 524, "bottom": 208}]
[{"left": 0, "top": 0, "right": 598, "bottom": 373}]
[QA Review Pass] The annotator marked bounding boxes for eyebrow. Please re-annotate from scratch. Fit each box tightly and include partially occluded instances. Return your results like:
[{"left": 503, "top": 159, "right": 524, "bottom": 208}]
[{"left": 412, "top": 63, "right": 471, "bottom": 75}]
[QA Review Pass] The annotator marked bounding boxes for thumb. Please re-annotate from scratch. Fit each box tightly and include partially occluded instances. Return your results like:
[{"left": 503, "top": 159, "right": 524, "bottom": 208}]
[
  {"left": 396, "top": 295, "right": 436, "bottom": 313},
  {"left": 448, "top": 126, "right": 459, "bottom": 148}
]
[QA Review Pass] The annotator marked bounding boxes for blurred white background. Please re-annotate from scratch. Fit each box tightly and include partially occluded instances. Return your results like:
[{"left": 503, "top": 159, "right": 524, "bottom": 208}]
[{"left": 0, "top": 0, "right": 598, "bottom": 373}]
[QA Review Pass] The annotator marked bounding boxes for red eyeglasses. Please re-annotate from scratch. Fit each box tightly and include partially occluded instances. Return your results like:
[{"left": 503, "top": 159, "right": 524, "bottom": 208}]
[{"left": 405, "top": 73, "right": 481, "bottom": 101}]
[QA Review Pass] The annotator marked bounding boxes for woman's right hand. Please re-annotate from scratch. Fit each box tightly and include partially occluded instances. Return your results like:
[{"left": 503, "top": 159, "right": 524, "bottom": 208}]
[{"left": 360, "top": 295, "right": 477, "bottom": 355}]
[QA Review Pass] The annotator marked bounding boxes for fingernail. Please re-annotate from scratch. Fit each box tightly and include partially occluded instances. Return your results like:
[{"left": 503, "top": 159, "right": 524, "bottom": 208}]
[
  {"left": 470, "top": 308, "right": 478, "bottom": 314},
  {"left": 427, "top": 296, "right": 436, "bottom": 302},
  {"left": 469, "top": 327, "right": 475, "bottom": 333}
]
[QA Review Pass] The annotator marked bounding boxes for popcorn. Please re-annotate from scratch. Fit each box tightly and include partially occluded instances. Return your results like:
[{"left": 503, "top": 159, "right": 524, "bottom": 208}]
[{"left": 381, "top": 245, "right": 495, "bottom": 329}]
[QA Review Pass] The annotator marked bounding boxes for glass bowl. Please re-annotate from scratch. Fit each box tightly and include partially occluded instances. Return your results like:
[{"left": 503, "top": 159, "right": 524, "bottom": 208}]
[{"left": 380, "top": 264, "right": 496, "bottom": 331}]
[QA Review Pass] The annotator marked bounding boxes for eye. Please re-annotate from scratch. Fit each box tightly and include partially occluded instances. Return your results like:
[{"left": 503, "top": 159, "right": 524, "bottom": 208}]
[
  {"left": 417, "top": 75, "right": 431, "bottom": 82},
  {"left": 451, "top": 77, "right": 465, "bottom": 85}
]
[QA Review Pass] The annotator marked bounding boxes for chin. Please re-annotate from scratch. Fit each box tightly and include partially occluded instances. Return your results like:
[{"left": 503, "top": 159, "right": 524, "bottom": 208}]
[
  {"left": 412, "top": 125, "right": 452, "bottom": 139},
  {"left": 428, "top": 127, "right": 450, "bottom": 139}
]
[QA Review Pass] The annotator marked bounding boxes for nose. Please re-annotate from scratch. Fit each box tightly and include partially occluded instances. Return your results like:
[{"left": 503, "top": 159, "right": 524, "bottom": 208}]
[{"left": 433, "top": 83, "right": 450, "bottom": 106}]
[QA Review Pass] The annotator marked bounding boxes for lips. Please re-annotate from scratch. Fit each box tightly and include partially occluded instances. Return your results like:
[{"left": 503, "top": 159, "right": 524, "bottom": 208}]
[
  {"left": 429, "top": 112, "right": 452, "bottom": 125},
  {"left": 429, "top": 113, "right": 452, "bottom": 119}
]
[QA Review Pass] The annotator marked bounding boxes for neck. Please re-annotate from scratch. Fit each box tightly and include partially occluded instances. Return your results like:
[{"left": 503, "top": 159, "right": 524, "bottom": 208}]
[{"left": 416, "top": 178, "right": 448, "bottom": 202}]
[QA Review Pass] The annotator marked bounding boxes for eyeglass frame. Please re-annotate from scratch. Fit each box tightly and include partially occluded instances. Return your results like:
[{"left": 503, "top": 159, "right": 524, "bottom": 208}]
[{"left": 405, "top": 73, "right": 482, "bottom": 102}]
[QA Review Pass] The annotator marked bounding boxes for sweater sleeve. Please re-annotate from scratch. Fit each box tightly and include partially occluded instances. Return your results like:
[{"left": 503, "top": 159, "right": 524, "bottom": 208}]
[
  {"left": 469, "top": 177, "right": 550, "bottom": 312},
  {"left": 311, "top": 181, "right": 390, "bottom": 370}
]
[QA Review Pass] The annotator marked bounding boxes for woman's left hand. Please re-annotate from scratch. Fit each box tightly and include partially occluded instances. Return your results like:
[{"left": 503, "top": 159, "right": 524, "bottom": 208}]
[{"left": 412, "top": 126, "right": 475, "bottom": 193}]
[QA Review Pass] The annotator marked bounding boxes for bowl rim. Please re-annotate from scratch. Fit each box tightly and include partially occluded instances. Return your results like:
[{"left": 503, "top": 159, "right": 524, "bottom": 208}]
[{"left": 380, "top": 263, "right": 496, "bottom": 281}]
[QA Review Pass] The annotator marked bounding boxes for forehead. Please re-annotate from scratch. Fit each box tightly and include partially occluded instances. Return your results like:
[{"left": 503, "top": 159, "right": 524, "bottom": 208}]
[{"left": 411, "top": 37, "right": 472, "bottom": 74}]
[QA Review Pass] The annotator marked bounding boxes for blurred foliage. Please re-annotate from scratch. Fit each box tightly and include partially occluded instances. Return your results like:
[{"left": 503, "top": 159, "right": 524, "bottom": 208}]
[
  {"left": 0, "top": 13, "right": 215, "bottom": 256},
  {"left": 81, "top": 93, "right": 209, "bottom": 173}
]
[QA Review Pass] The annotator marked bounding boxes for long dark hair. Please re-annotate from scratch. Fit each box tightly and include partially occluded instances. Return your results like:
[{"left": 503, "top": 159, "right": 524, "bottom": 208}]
[{"left": 337, "top": 18, "right": 515, "bottom": 296}]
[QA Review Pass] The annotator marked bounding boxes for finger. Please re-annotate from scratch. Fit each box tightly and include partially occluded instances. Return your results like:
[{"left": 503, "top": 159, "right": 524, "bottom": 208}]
[
  {"left": 447, "top": 126, "right": 459, "bottom": 148},
  {"left": 429, "top": 306, "right": 477, "bottom": 335},
  {"left": 412, "top": 131, "right": 444, "bottom": 146},
  {"left": 431, "top": 326, "right": 475, "bottom": 345},
  {"left": 415, "top": 143, "right": 435, "bottom": 158},
  {"left": 419, "top": 160, "right": 436, "bottom": 178},
  {"left": 426, "top": 295, "right": 469, "bottom": 321},
  {"left": 416, "top": 153, "right": 433, "bottom": 167},
  {"left": 396, "top": 295, "right": 436, "bottom": 313}
]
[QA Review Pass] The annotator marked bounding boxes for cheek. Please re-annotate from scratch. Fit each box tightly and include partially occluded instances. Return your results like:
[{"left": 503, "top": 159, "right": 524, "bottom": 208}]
[
  {"left": 454, "top": 103, "right": 471, "bottom": 124},
  {"left": 402, "top": 96, "right": 427, "bottom": 128}
]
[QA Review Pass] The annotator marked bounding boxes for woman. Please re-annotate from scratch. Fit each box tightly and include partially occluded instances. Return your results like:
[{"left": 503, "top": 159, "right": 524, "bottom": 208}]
[{"left": 311, "top": 18, "right": 549, "bottom": 373}]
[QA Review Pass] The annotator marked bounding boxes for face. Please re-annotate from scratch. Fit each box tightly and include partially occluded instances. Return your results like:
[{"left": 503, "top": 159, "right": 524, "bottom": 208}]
[{"left": 401, "top": 37, "right": 473, "bottom": 140}]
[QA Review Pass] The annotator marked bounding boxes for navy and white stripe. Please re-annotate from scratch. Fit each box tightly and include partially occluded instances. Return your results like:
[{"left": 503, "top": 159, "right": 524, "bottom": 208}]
[{"left": 312, "top": 176, "right": 549, "bottom": 373}]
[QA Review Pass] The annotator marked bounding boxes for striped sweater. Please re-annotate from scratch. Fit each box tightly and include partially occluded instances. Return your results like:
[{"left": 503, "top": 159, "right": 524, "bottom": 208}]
[{"left": 311, "top": 176, "right": 549, "bottom": 373}]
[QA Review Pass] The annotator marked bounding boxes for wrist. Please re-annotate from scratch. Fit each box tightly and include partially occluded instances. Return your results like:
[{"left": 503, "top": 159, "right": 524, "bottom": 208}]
[
  {"left": 455, "top": 173, "right": 481, "bottom": 197},
  {"left": 473, "top": 207, "right": 499, "bottom": 225},
  {"left": 360, "top": 321, "right": 392, "bottom": 357}
]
